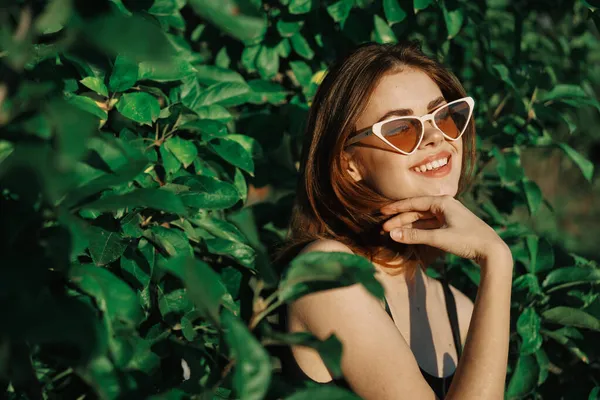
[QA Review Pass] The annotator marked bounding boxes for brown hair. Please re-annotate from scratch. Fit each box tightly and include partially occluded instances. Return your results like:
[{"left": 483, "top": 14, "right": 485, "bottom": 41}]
[{"left": 275, "top": 41, "right": 476, "bottom": 277}]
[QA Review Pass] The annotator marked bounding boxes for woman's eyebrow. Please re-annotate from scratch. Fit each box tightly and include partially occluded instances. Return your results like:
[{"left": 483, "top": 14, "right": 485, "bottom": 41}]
[{"left": 376, "top": 96, "right": 446, "bottom": 122}]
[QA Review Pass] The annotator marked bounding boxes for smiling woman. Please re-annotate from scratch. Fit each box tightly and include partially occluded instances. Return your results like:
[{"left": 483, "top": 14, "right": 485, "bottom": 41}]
[{"left": 275, "top": 41, "right": 514, "bottom": 400}]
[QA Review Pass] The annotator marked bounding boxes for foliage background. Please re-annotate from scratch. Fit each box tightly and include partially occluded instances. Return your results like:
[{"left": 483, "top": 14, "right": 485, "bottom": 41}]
[{"left": 1, "top": 0, "right": 600, "bottom": 399}]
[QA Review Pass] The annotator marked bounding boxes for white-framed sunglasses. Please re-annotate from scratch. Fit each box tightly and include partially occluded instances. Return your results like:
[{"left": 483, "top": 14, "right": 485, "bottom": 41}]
[{"left": 345, "top": 96, "right": 475, "bottom": 155}]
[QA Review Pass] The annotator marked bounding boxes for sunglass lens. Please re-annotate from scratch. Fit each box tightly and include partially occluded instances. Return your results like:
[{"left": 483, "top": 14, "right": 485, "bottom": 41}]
[
  {"left": 435, "top": 101, "right": 471, "bottom": 139},
  {"left": 381, "top": 118, "right": 422, "bottom": 153}
]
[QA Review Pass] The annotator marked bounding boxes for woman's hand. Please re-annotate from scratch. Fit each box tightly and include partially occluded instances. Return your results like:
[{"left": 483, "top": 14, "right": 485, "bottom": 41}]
[{"left": 381, "top": 195, "right": 511, "bottom": 264}]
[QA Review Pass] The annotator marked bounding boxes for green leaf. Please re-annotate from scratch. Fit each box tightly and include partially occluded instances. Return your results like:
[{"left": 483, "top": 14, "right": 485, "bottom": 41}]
[
  {"left": 138, "top": 58, "right": 197, "bottom": 82},
  {"left": 195, "top": 65, "right": 245, "bottom": 86},
  {"left": 164, "top": 136, "right": 198, "bottom": 168},
  {"left": 290, "top": 61, "right": 313, "bottom": 88},
  {"left": 86, "top": 14, "right": 177, "bottom": 60},
  {"left": 284, "top": 386, "right": 362, "bottom": 400},
  {"left": 517, "top": 308, "right": 543, "bottom": 355},
  {"left": 522, "top": 179, "right": 543, "bottom": 216},
  {"left": 506, "top": 355, "right": 538, "bottom": 399},
  {"left": 241, "top": 45, "right": 260, "bottom": 72},
  {"left": 383, "top": 0, "right": 406, "bottom": 24},
  {"left": 80, "top": 77, "right": 108, "bottom": 97},
  {"left": 109, "top": 55, "right": 139, "bottom": 92},
  {"left": 413, "top": 0, "right": 434, "bottom": 12},
  {"left": 120, "top": 239, "right": 154, "bottom": 289},
  {"left": 209, "top": 138, "right": 255, "bottom": 175},
  {"left": 194, "top": 104, "right": 233, "bottom": 123},
  {"left": 290, "top": 33, "right": 315, "bottom": 60},
  {"left": 180, "top": 257, "right": 228, "bottom": 325},
  {"left": 222, "top": 309, "right": 272, "bottom": 400},
  {"left": 327, "top": 0, "right": 354, "bottom": 26},
  {"left": 441, "top": 1, "right": 464, "bottom": 39},
  {"left": 279, "top": 252, "right": 383, "bottom": 302},
  {"left": 116, "top": 92, "right": 161, "bottom": 125},
  {"left": 543, "top": 267, "right": 600, "bottom": 290},
  {"left": 87, "top": 226, "right": 128, "bottom": 266},
  {"left": 373, "top": 15, "right": 397, "bottom": 44},
  {"left": 173, "top": 175, "right": 241, "bottom": 209},
  {"left": 195, "top": 82, "right": 251, "bottom": 107},
  {"left": 557, "top": 142, "right": 594, "bottom": 182},
  {"left": 542, "top": 307, "right": 600, "bottom": 331},
  {"left": 492, "top": 65, "right": 518, "bottom": 92},
  {"left": 535, "top": 348, "right": 549, "bottom": 385},
  {"left": 289, "top": 0, "right": 314, "bottom": 14},
  {"left": 276, "top": 20, "right": 304, "bottom": 37},
  {"left": 70, "top": 264, "right": 144, "bottom": 327},
  {"left": 143, "top": 226, "right": 193, "bottom": 257},
  {"left": 82, "top": 188, "right": 187, "bottom": 215},
  {"left": 206, "top": 238, "right": 256, "bottom": 269},
  {"left": 189, "top": 216, "right": 248, "bottom": 243},
  {"left": 539, "top": 84, "right": 590, "bottom": 102},
  {"left": 589, "top": 387, "right": 600, "bottom": 400},
  {"left": 256, "top": 46, "right": 280, "bottom": 80},
  {"left": 66, "top": 95, "right": 108, "bottom": 120},
  {"left": 247, "top": 80, "right": 288, "bottom": 105},
  {"left": 188, "top": 0, "right": 267, "bottom": 44}
]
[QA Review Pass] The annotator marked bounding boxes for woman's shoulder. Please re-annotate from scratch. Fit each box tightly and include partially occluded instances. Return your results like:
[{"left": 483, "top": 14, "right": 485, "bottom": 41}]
[{"left": 298, "top": 238, "right": 355, "bottom": 255}]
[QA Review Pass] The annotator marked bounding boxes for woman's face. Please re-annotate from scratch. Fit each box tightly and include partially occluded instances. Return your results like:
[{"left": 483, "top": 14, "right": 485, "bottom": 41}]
[{"left": 347, "top": 68, "right": 463, "bottom": 200}]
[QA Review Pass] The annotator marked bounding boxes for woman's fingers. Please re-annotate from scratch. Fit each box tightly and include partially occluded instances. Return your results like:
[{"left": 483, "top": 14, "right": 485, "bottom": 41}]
[
  {"left": 390, "top": 227, "right": 441, "bottom": 246},
  {"left": 381, "top": 211, "right": 436, "bottom": 232},
  {"left": 381, "top": 195, "right": 450, "bottom": 215}
]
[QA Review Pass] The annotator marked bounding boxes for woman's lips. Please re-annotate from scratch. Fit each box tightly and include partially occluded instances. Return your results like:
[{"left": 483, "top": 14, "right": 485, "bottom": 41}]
[{"left": 410, "top": 155, "right": 452, "bottom": 178}]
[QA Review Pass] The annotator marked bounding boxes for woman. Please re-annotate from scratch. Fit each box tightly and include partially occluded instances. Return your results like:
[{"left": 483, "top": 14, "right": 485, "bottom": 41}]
[{"left": 275, "top": 41, "right": 513, "bottom": 400}]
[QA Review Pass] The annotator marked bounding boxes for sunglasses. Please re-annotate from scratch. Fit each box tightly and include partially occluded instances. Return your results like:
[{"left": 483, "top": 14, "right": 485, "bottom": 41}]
[{"left": 345, "top": 96, "right": 475, "bottom": 155}]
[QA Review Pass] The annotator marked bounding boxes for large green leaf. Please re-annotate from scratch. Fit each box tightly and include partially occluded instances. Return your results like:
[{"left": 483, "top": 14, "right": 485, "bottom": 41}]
[
  {"left": 205, "top": 237, "right": 256, "bottom": 269},
  {"left": 209, "top": 137, "right": 254, "bottom": 175},
  {"left": 516, "top": 308, "right": 543, "bottom": 355},
  {"left": 86, "top": 226, "right": 129, "bottom": 266},
  {"left": 284, "top": 386, "right": 361, "bottom": 400},
  {"left": 172, "top": 175, "right": 241, "bottom": 209},
  {"left": 82, "top": 188, "right": 187, "bottom": 215},
  {"left": 373, "top": 15, "right": 397, "bottom": 44},
  {"left": 383, "top": 0, "right": 406, "bottom": 24},
  {"left": 279, "top": 252, "right": 384, "bottom": 302},
  {"left": 70, "top": 264, "right": 144, "bottom": 327},
  {"left": 80, "top": 77, "right": 108, "bottom": 97},
  {"left": 327, "top": 0, "right": 354, "bottom": 26},
  {"left": 543, "top": 267, "right": 600, "bottom": 290},
  {"left": 116, "top": 92, "right": 161, "bottom": 125},
  {"left": 557, "top": 143, "right": 594, "bottom": 182},
  {"left": 290, "top": 33, "right": 315, "bottom": 59},
  {"left": 109, "top": 54, "right": 139, "bottom": 92},
  {"left": 506, "top": 355, "right": 539, "bottom": 399},
  {"left": 143, "top": 226, "right": 193, "bottom": 257},
  {"left": 222, "top": 309, "right": 272, "bottom": 400},
  {"left": 162, "top": 256, "right": 228, "bottom": 325},
  {"left": 138, "top": 58, "right": 197, "bottom": 82},
  {"left": 542, "top": 307, "right": 600, "bottom": 331},
  {"left": 195, "top": 65, "right": 245, "bottom": 86},
  {"left": 164, "top": 136, "right": 198, "bottom": 168},
  {"left": 441, "top": 1, "right": 464, "bottom": 39},
  {"left": 188, "top": 0, "right": 267, "bottom": 44},
  {"left": 194, "top": 82, "right": 251, "bottom": 107}
]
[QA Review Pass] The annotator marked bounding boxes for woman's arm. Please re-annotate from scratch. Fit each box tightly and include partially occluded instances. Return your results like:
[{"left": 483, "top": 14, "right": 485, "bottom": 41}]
[{"left": 445, "top": 244, "right": 513, "bottom": 400}]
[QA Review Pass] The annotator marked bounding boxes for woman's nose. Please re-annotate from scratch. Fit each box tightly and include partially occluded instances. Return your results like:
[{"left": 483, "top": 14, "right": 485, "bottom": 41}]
[{"left": 419, "top": 121, "right": 445, "bottom": 149}]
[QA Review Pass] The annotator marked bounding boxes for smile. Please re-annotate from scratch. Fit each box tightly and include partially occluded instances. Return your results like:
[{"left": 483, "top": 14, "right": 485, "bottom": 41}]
[{"left": 409, "top": 151, "right": 453, "bottom": 178}]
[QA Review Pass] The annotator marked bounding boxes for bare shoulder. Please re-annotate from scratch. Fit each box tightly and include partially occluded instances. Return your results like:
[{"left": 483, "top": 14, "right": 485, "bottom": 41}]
[
  {"left": 298, "top": 238, "right": 355, "bottom": 255},
  {"left": 448, "top": 284, "right": 475, "bottom": 345}
]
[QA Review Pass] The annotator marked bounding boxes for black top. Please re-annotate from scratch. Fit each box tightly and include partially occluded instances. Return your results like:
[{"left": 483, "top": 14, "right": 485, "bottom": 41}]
[{"left": 279, "top": 277, "right": 463, "bottom": 399}]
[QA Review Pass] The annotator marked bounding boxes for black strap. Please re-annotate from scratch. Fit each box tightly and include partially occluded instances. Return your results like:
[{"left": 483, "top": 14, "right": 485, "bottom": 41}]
[{"left": 441, "top": 277, "right": 463, "bottom": 360}]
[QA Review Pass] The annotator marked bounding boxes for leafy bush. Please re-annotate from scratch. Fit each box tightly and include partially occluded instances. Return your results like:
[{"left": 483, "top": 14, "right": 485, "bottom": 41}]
[{"left": 1, "top": 0, "right": 599, "bottom": 399}]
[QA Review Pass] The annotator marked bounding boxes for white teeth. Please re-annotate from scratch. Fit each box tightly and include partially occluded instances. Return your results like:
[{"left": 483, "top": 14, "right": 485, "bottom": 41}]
[{"left": 413, "top": 157, "right": 449, "bottom": 173}]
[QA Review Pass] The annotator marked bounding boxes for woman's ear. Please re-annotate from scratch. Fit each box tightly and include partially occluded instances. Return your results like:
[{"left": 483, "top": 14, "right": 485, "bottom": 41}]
[{"left": 342, "top": 151, "right": 363, "bottom": 182}]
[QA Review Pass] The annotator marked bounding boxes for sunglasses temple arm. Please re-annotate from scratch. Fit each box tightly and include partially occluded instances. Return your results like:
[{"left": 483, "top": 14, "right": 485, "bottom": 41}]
[{"left": 346, "top": 129, "right": 373, "bottom": 146}]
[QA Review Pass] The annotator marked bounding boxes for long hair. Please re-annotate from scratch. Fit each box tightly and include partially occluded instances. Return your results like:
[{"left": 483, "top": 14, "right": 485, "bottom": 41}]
[{"left": 274, "top": 41, "right": 476, "bottom": 278}]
